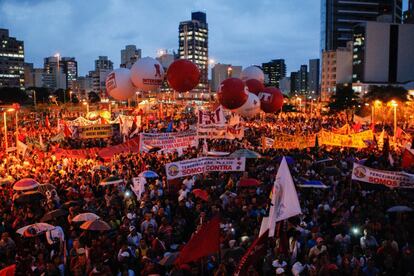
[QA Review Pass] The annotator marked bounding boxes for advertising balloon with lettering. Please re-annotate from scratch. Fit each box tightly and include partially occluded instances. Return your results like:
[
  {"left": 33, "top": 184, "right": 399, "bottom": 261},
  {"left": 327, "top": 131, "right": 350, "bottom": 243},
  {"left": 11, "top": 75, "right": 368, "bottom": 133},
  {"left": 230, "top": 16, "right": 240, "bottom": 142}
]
[
  {"left": 167, "top": 59, "right": 200, "bottom": 92},
  {"left": 245, "top": 79, "right": 265, "bottom": 95},
  {"left": 105, "top": 68, "right": 136, "bottom": 101},
  {"left": 130, "top": 57, "right": 164, "bottom": 92},
  {"left": 258, "top": 87, "right": 284, "bottom": 113},
  {"left": 217, "top": 78, "right": 248, "bottom": 110},
  {"left": 240, "top": 66, "right": 265, "bottom": 83},
  {"left": 232, "top": 92, "right": 261, "bottom": 118}
]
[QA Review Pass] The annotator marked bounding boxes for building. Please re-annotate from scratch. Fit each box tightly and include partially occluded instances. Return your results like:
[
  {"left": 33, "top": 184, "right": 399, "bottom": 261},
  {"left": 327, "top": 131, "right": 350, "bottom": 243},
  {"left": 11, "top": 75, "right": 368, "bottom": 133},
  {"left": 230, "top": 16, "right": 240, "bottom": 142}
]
[
  {"left": 290, "top": 72, "right": 300, "bottom": 95},
  {"left": 121, "top": 45, "right": 141, "bottom": 69},
  {"left": 0, "top": 28, "right": 25, "bottom": 89},
  {"left": 321, "top": 0, "right": 403, "bottom": 52},
  {"left": 352, "top": 21, "right": 414, "bottom": 84},
  {"left": 61, "top": 57, "right": 77, "bottom": 89},
  {"left": 43, "top": 56, "right": 66, "bottom": 90},
  {"left": 404, "top": 0, "right": 414, "bottom": 23},
  {"left": 211, "top": 63, "right": 242, "bottom": 92},
  {"left": 179, "top": 11, "right": 208, "bottom": 96},
  {"left": 72, "top": 76, "right": 93, "bottom": 96},
  {"left": 321, "top": 41, "right": 353, "bottom": 101},
  {"left": 308, "top": 59, "right": 320, "bottom": 95},
  {"left": 24, "top": 63, "right": 43, "bottom": 88},
  {"left": 299, "top": 65, "right": 308, "bottom": 94},
  {"left": 262, "top": 59, "right": 286, "bottom": 87},
  {"left": 90, "top": 56, "right": 114, "bottom": 94},
  {"left": 156, "top": 49, "right": 176, "bottom": 70},
  {"left": 279, "top": 77, "right": 291, "bottom": 95}
]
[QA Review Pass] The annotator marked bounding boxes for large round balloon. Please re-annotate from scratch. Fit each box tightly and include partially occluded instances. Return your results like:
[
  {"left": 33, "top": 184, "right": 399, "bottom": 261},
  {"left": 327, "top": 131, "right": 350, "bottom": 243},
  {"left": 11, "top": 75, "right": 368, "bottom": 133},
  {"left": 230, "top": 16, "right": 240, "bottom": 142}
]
[
  {"left": 105, "top": 68, "right": 136, "bottom": 101},
  {"left": 130, "top": 57, "right": 164, "bottom": 92},
  {"left": 232, "top": 92, "right": 261, "bottom": 118},
  {"left": 217, "top": 78, "right": 248, "bottom": 110},
  {"left": 240, "top": 66, "right": 265, "bottom": 83},
  {"left": 167, "top": 59, "right": 200, "bottom": 92},
  {"left": 258, "top": 87, "right": 284, "bottom": 113},
  {"left": 245, "top": 79, "right": 265, "bottom": 95}
]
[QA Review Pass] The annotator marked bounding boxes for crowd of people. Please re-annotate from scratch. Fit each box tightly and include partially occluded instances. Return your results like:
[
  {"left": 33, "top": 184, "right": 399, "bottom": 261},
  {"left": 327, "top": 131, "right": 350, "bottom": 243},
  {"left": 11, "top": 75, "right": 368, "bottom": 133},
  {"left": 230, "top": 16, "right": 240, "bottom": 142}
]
[{"left": 0, "top": 109, "right": 413, "bottom": 276}]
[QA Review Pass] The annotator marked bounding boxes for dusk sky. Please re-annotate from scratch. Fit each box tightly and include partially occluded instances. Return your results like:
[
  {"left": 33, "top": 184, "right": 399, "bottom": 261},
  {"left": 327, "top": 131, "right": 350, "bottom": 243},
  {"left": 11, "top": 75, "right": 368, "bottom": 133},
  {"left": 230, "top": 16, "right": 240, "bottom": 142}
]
[{"left": 0, "top": 0, "right": 322, "bottom": 75}]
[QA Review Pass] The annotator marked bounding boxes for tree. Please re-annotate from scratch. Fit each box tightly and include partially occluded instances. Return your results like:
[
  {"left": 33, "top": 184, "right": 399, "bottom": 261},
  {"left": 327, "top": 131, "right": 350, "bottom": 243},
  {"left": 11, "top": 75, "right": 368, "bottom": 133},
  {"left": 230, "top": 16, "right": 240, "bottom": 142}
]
[
  {"left": 0, "top": 87, "right": 29, "bottom": 104},
  {"left": 27, "top": 87, "right": 51, "bottom": 104},
  {"left": 364, "top": 85, "right": 408, "bottom": 103},
  {"left": 88, "top": 92, "right": 101, "bottom": 103},
  {"left": 328, "top": 84, "right": 359, "bottom": 122},
  {"left": 54, "top": 89, "right": 71, "bottom": 103}
]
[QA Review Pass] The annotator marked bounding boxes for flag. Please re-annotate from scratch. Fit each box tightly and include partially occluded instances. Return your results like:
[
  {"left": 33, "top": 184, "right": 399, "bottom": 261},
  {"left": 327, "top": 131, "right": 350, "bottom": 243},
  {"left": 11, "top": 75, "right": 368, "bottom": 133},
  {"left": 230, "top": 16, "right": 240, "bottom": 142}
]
[
  {"left": 234, "top": 230, "right": 269, "bottom": 276},
  {"left": 395, "top": 127, "right": 403, "bottom": 139},
  {"left": 131, "top": 176, "right": 146, "bottom": 200},
  {"left": 202, "top": 139, "right": 208, "bottom": 154},
  {"left": 45, "top": 116, "right": 51, "bottom": 130},
  {"left": 16, "top": 141, "right": 28, "bottom": 156},
  {"left": 388, "top": 153, "right": 394, "bottom": 166},
  {"left": 63, "top": 122, "right": 72, "bottom": 138},
  {"left": 39, "top": 134, "right": 45, "bottom": 149},
  {"left": 402, "top": 148, "right": 414, "bottom": 169},
  {"left": 100, "top": 117, "right": 108, "bottom": 124},
  {"left": 175, "top": 216, "right": 220, "bottom": 265},
  {"left": 166, "top": 121, "right": 173, "bottom": 132},
  {"left": 263, "top": 157, "right": 301, "bottom": 237},
  {"left": 129, "top": 116, "right": 138, "bottom": 138},
  {"left": 353, "top": 122, "right": 361, "bottom": 133},
  {"left": 377, "top": 129, "right": 385, "bottom": 151}
]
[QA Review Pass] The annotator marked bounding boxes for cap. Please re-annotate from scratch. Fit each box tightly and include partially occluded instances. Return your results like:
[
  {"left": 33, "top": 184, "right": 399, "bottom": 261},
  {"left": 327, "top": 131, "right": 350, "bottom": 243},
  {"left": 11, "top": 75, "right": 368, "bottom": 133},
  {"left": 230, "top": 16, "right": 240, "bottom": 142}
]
[{"left": 276, "top": 267, "right": 285, "bottom": 274}]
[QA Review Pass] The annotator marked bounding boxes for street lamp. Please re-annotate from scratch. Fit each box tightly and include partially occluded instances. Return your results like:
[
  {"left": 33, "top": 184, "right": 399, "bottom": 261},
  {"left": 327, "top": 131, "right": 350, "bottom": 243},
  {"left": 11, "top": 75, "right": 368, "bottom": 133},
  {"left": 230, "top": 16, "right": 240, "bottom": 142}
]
[
  {"left": 3, "top": 108, "right": 15, "bottom": 150},
  {"left": 390, "top": 100, "right": 398, "bottom": 140}
]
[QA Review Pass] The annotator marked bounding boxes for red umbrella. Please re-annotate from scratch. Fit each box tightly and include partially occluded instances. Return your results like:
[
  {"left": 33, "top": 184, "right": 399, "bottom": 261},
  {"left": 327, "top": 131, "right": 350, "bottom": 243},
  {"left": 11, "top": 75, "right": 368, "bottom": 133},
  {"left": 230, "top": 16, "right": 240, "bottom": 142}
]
[
  {"left": 0, "top": 264, "right": 16, "bottom": 276},
  {"left": 192, "top": 189, "right": 209, "bottom": 201},
  {"left": 239, "top": 178, "right": 261, "bottom": 188},
  {"left": 13, "top": 178, "right": 39, "bottom": 191}
]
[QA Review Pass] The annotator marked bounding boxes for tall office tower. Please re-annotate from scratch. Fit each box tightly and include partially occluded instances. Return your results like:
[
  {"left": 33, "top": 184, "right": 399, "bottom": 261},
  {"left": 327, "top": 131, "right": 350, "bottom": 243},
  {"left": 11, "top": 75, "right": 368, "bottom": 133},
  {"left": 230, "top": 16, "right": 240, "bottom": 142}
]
[
  {"left": 299, "top": 65, "right": 308, "bottom": 94},
  {"left": 91, "top": 56, "right": 114, "bottom": 94},
  {"left": 24, "top": 63, "right": 43, "bottom": 88},
  {"left": 43, "top": 56, "right": 66, "bottom": 90},
  {"left": 321, "top": 0, "right": 403, "bottom": 52},
  {"left": 290, "top": 72, "right": 300, "bottom": 95},
  {"left": 0, "top": 28, "right": 25, "bottom": 89},
  {"left": 403, "top": 0, "right": 414, "bottom": 23},
  {"left": 179, "top": 11, "right": 208, "bottom": 96},
  {"left": 308, "top": 59, "right": 320, "bottom": 95},
  {"left": 262, "top": 59, "right": 286, "bottom": 88},
  {"left": 95, "top": 56, "right": 113, "bottom": 71},
  {"left": 211, "top": 63, "right": 242, "bottom": 92},
  {"left": 61, "top": 57, "right": 78, "bottom": 89},
  {"left": 121, "top": 45, "right": 141, "bottom": 69}
]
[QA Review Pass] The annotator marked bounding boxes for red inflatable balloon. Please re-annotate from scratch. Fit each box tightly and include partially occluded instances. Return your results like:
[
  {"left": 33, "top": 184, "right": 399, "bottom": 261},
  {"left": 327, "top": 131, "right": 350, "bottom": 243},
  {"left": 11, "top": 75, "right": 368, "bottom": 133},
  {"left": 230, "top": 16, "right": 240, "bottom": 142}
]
[
  {"left": 217, "top": 78, "right": 248, "bottom": 110},
  {"left": 167, "top": 59, "right": 200, "bottom": 92},
  {"left": 245, "top": 79, "right": 265, "bottom": 95},
  {"left": 258, "top": 87, "right": 284, "bottom": 113}
]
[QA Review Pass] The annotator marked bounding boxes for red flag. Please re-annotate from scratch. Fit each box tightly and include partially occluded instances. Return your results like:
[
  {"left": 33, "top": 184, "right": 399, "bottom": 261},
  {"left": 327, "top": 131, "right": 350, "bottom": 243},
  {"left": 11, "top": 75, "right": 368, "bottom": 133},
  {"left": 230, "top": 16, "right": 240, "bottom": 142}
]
[
  {"left": 100, "top": 117, "right": 108, "bottom": 124},
  {"left": 192, "top": 189, "right": 209, "bottom": 201},
  {"left": 63, "top": 122, "right": 72, "bottom": 138},
  {"left": 175, "top": 216, "right": 220, "bottom": 265},
  {"left": 395, "top": 127, "right": 403, "bottom": 138},
  {"left": 233, "top": 230, "right": 269, "bottom": 276},
  {"left": 352, "top": 122, "right": 361, "bottom": 133},
  {"left": 402, "top": 149, "right": 414, "bottom": 169},
  {"left": 0, "top": 264, "right": 16, "bottom": 276},
  {"left": 45, "top": 116, "right": 51, "bottom": 130}
]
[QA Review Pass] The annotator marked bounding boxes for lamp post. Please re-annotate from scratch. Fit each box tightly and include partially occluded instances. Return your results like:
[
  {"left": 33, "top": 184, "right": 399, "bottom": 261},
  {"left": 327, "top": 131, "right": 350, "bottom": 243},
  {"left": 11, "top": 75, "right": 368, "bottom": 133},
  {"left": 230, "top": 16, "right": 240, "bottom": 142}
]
[{"left": 3, "top": 108, "right": 15, "bottom": 150}]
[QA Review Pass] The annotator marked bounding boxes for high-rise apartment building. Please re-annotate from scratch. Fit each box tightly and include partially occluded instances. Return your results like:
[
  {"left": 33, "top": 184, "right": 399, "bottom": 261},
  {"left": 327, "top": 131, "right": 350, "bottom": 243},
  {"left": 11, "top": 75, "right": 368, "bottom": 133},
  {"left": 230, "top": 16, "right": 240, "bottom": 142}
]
[
  {"left": 0, "top": 29, "right": 25, "bottom": 89},
  {"left": 262, "top": 59, "right": 286, "bottom": 88},
  {"left": 211, "top": 63, "right": 242, "bottom": 92},
  {"left": 321, "top": 0, "right": 403, "bottom": 52},
  {"left": 299, "top": 65, "right": 308, "bottom": 94},
  {"left": 290, "top": 72, "right": 300, "bottom": 95},
  {"left": 179, "top": 11, "right": 208, "bottom": 95},
  {"left": 61, "top": 57, "right": 78, "bottom": 89},
  {"left": 279, "top": 77, "right": 291, "bottom": 95},
  {"left": 308, "top": 59, "right": 320, "bottom": 95},
  {"left": 90, "top": 56, "right": 114, "bottom": 94},
  {"left": 121, "top": 45, "right": 141, "bottom": 69},
  {"left": 43, "top": 56, "right": 66, "bottom": 90},
  {"left": 24, "top": 63, "right": 43, "bottom": 88}
]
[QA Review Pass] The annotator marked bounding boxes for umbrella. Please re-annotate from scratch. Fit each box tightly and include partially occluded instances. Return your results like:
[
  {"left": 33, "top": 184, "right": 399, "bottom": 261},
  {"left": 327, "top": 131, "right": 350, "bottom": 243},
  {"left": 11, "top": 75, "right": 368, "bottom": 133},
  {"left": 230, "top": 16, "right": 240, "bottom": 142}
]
[
  {"left": 0, "top": 177, "right": 13, "bottom": 187},
  {"left": 13, "top": 178, "right": 40, "bottom": 191},
  {"left": 207, "top": 151, "right": 230, "bottom": 156},
  {"left": 16, "top": 223, "right": 55, "bottom": 237},
  {"left": 239, "top": 178, "right": 261, "bottom": 188},
  {"left": 322, "top": 166, "right": 341, "bottom": 176},
  {"left": 192, "top": 189, "right": 209, "bottom": 201},
  {"left": 61, "top": 200, "right": 82, "bottom": 209},
  {"left": 139, "top": 170, "right": 159, "bottom": 179},
  {"left": 14, "top": 191, "right": 44, "bottom": 204},
  {"left": 230, "top": 149, "right": 261, "bottom": 158},
  {"left": 298, "top": 180, "right": 329, "bottom": 189},
  {"left": 149, "top": 147, "right": 162, "bottom": 153},
  {"left": 40, "top": 209, "right": 68, "bottom": 222},
  {"left": 277, "top": 156, "right": 295, "bottom": 165},
  {"left": 159, "top": 252, "right": 180, "bottom": 266},
  {"left": 387, "top": 206, "right": 414, "bottom": 213},
  {"left": 73, "top": 212, "right": 100, "bottom": 222},
  {"left": 100, "top": 176, "right": 124, "bottom": 186},
  {"left": 0, "top": 264, "right": 16, "bottom": 276},
  {"left": 80, "top": 220, "right": 111, "bottom": 231}
]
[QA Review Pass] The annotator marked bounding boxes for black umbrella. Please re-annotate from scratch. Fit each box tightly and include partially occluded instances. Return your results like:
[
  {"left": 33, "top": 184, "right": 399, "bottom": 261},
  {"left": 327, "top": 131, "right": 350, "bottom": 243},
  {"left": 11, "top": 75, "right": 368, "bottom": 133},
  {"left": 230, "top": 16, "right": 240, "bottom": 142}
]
[
  {"left": 40, "top": 209, "right": 68, "bottom": 222},
  {"left": 322, "top": 166, "right": 341, "bottom": 176},
  {"left": 61, "top": 200, "right": 82, "bottom": 209},
  {"left": 149, "top": 147, "right": 162, "bottom": 153},
  {"left": 14, "top": 191, "right": 44, "bottom": 204}
]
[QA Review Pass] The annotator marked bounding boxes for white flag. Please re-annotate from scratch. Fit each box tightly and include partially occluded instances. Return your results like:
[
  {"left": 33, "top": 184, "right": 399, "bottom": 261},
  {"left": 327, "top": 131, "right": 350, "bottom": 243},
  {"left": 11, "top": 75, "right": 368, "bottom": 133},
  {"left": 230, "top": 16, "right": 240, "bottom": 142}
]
[
  {"left": 266, "top": 157, "right": 301, "bottom": 237},
  {"left": 132, "top": 176, "right": 146, "bottom": 200}
]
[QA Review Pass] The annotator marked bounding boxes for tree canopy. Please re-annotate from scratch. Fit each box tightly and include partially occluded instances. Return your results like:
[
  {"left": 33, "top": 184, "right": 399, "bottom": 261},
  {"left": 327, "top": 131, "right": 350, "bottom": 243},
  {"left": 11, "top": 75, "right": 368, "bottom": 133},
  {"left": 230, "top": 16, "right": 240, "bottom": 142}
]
[{"left": 364, "top": 85, "right": 408, "bottom": 103}]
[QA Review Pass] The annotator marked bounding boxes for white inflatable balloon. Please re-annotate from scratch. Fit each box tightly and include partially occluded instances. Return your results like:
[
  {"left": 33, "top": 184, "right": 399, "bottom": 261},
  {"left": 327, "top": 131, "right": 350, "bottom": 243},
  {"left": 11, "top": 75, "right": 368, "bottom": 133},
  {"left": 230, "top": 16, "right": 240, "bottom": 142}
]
[
  {"left": 105, "top": 68, "right": 136, "bottom": 101},
  {"left": 232, "top": 92, "right": 261, "bottom": 118},
  {"left": 240, "top": 66, "right": 265, "bottom": 83},
  {"left": 130, "top": 57, "right": 164, "bottom": 92}
]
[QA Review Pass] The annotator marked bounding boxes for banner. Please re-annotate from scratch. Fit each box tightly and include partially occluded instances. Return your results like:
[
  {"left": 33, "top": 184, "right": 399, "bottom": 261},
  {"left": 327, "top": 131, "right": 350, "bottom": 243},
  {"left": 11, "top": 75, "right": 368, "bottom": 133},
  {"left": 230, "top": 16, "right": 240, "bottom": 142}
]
[
  {"left": 165, "top": 157, "right": 246, "bottom": 180},
  {"left": 318, "top": 130, "right": 373, "bottom": 148},
  {"left": 270, "top": 134, "right": 316, "bottom": 149},
  {"left": 72, "top": 124, "right": 120, "bottom": 139},
  {"left": 139, "top": 130, "right": 198, "bottom": 152},
  {"left": 261, "top": 137, "right": 275, "bottom": 149},
  {"left": 352, "top": 163, "right": 414, "bottom": 188},
  {"left": 197, "top": 106, "right": 244, "bottom": 139}
]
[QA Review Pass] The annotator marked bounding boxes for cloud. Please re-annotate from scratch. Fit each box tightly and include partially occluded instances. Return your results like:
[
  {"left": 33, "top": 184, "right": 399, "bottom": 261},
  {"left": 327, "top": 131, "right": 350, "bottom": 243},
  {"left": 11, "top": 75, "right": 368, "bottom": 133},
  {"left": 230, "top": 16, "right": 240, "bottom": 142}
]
[{"left": 0, "top": 0, "right": 320, "bottom": 75}]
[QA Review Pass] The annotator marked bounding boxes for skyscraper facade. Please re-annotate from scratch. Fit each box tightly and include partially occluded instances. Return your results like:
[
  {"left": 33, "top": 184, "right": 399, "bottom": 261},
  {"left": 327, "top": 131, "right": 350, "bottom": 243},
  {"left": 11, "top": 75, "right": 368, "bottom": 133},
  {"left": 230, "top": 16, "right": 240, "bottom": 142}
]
[
  {"left": 121, "top": 45, "right": 141, "bottom": 69},
  {"left": 90, "top": 56, "right": 114, "bottom": 94},
  {"left": 211, "top": 63, "right": 242, "bottom": 92},
  {"left": 308, "top": 59, "right": 320, "bottom": 95},
  {"left": 299, "top": 65, "right": 308, "bottom": 93},
  {"left": 0, "top": 29, "right": 25, "bottom": 89},
  {"left": 403, "top": 0, "right": 414, "bottom": 23},
  {"left": 321, "top": 0, "right": 403, "bottom": 52},
  {"left": 43, "top": 56, "right": 66, "bottom": 90},
  {"left": 61, "top": 57, "right": 78, "bottom": 89},
  {"left": 262, "top": 59, "right": 286, "bottom": 88},
  {"left": 179, "top": 11, "right": 208, "bottom": 95}
]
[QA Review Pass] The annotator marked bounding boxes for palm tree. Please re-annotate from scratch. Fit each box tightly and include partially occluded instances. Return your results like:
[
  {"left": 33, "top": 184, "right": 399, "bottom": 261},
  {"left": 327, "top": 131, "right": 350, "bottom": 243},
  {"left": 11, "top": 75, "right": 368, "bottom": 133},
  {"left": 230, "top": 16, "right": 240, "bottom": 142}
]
[
  {"left": 328, "top": 84, "right": 359, "bottom": 122},
  {"left": 364, "top": 85, "right": 408, "bottom": 103}
]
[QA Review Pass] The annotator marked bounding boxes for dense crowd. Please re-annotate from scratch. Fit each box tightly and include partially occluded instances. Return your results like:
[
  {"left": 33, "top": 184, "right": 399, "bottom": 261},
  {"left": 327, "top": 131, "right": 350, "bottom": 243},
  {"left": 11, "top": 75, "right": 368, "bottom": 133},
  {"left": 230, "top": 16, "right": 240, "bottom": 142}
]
[{"left": 0, "top": 111, "right": 413, "bottom": 276}]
